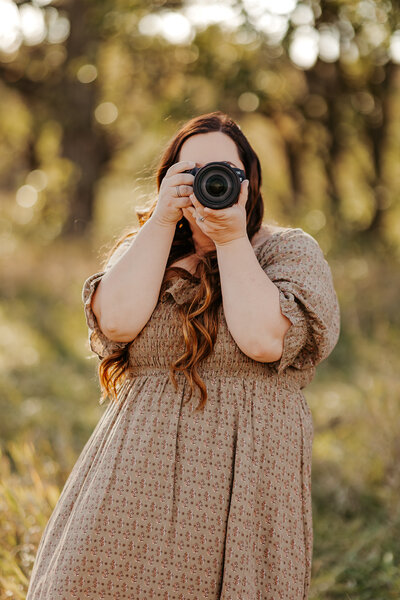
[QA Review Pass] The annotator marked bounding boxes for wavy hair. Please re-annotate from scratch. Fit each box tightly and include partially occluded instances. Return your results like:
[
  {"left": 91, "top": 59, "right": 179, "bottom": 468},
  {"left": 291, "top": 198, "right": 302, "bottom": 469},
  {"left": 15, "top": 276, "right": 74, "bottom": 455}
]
[{"left": 97, "top": 111, "right": 267, "bottom": 411}]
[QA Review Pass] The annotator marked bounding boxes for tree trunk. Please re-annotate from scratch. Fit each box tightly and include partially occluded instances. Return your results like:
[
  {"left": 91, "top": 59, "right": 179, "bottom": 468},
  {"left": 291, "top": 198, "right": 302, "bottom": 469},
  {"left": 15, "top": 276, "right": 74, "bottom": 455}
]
[{"left": 59, "top": 0, "right": 111, "bottom": 238}]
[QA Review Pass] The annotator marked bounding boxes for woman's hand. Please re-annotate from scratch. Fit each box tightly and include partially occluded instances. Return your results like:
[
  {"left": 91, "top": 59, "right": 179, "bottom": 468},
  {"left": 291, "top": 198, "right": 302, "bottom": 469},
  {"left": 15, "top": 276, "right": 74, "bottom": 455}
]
[
  {"left": 186, "top": 179, "right": 250, "bottom": 246},
  {"left": 152, "top": 161, "right": 196, "bottom": 227}
]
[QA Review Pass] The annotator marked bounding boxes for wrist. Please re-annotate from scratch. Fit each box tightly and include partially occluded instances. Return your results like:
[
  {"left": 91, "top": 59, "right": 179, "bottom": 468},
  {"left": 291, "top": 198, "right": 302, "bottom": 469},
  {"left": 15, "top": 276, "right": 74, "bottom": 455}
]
[
  {"left": 215, "top": 234, "right": 248, "bottom": 249},
  {"left": 150, "top": 213, "right": 179, "bottom": 230}
]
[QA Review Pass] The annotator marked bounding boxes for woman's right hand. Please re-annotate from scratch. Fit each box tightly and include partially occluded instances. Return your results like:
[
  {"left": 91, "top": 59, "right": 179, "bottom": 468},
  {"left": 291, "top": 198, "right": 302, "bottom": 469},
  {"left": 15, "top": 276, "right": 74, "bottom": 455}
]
[{"left": 152, "top": 161, "right": 196, "bottom": 227}]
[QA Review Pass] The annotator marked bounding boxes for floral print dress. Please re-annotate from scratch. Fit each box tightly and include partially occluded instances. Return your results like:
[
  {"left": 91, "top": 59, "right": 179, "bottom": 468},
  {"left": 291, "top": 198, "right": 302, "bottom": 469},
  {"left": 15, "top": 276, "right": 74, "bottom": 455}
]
[{"left": 26, "top": 226, "right": 340, "bottom": 600}]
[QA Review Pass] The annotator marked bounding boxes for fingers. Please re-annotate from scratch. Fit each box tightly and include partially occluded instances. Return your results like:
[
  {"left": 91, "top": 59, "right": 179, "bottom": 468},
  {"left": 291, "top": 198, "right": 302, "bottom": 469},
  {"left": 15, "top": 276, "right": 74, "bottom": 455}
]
[
  {"left": 197, "top": 179, "right": 249, "bottom": 216},
  {"left": 189, "top": 193, "right": 207, "bottom": 217},
  {"left": 190, "top": 193, "right": 223, "bottom": 221},
  {"left": 189, "top": 179, "right": 249, "bottom": 223},
  {"left": 165, "top": 172, "right": 195, "bottom": 200},
  {"left": 189, "top": 193, "right": 201, "bottom": 210},
  {"left": 186, "top": 204, "right": 208, "bottom": 224},
  {"left": 175, "top": 197, "right": 194, "bottom": 209},
  {"left": 165, "top": 161, "right": 196, "bottom": 178},
  {"left": 173, "top": 184, "right": 193, "bottom": 198},
  {"left": 189, "top": 194, "right": 209, "bottom": 218},
  {"left": 167, "top": 173, "right": 195, "bottom": 187},
  {"left": 185, "top": 206, "right": 196, "bottom": 219}
]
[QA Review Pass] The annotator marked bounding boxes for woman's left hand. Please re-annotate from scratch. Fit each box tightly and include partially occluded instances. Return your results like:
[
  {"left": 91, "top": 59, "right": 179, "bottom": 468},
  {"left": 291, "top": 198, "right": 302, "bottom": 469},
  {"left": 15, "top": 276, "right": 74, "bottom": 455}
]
[{"left": 186, "top": 179, "right": 250, "bottom": 246}]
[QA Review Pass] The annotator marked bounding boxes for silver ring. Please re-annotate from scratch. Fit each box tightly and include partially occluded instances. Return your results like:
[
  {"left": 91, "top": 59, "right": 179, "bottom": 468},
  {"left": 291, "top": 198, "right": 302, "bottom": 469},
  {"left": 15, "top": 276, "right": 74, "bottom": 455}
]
[
  {"left": 199, "top": 215, "right": 206, "bottom": 222},
  {"left": 176, "top": 185, "right": 182, "bottom": 198}
]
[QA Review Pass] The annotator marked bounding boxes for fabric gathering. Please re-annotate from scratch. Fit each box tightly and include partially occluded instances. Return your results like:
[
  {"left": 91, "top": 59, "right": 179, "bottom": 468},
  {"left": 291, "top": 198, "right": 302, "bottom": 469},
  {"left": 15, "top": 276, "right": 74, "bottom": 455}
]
[{"left": 25, "top": 226, "right": 341, "bottom": 600}]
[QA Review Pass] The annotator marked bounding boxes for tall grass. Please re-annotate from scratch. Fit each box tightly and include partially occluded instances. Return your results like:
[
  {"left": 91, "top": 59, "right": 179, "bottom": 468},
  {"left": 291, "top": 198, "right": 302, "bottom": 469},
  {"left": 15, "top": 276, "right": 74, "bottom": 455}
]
[{"left": 1, "top": 238, "right": 399, "bottom": 599}]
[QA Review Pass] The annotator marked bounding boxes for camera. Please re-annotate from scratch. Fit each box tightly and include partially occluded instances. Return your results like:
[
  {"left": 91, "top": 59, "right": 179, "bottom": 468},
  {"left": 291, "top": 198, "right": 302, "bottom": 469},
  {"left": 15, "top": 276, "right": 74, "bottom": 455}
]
[{"left": 185, "top": 161, "right": 246, "bottom": 209}]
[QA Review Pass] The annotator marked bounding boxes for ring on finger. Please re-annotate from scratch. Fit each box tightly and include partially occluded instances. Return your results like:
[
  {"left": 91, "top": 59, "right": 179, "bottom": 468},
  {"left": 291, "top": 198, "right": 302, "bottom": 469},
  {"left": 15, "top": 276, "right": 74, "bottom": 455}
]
[{"left": 176, "top": 185, "right": 182, "bottom": 198}]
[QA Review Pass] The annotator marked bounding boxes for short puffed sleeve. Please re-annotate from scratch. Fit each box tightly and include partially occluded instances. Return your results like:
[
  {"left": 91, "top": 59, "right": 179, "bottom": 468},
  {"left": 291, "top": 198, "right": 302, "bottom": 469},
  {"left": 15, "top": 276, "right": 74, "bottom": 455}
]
[
  {"left": 82, "top": 236, "right": 135, "bottom": 360},
  {"left": 259, "top": 228, "right": 340, "bottom": 375}
]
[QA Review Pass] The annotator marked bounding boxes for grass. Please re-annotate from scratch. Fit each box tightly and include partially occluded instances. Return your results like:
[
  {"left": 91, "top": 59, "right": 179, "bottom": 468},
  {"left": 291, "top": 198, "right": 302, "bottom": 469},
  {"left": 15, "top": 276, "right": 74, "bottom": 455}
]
[{"left": 0, "top": 236, "right": 399, "bottom": 599}]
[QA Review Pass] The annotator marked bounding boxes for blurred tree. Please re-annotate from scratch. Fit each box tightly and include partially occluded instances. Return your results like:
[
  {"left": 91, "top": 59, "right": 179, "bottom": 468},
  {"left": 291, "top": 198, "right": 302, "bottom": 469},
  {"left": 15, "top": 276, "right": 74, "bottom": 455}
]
[
  {"left": 0, "top": 0, "right": 400, "bottom": 252},
  {"left": 0, "top": 0, "right": 184, "bottom": 237},
  {"left": 0, "top": 0, "right": 107, "bottom": 236}
]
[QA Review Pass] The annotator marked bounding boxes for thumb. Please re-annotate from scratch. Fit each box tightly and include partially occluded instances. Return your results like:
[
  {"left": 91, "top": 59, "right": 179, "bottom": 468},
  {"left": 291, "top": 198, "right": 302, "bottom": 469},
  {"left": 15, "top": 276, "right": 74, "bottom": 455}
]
[
  {"left": 186, "top": 206, "right": 196, "bottom": 218},
  {"left": 238, "top": 179, "right": 249, "bottom": 208}
]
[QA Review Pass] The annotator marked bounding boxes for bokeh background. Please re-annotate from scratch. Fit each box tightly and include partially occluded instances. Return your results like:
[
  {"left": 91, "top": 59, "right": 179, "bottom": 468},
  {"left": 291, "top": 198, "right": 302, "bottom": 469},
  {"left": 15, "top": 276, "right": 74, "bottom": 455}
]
[{"left": 1, "top": 0, "right": 400, "bottom": 598}]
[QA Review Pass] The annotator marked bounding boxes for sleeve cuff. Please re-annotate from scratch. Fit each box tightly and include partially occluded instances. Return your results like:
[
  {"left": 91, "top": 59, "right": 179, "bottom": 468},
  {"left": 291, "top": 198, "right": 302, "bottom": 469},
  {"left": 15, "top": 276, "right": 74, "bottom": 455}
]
[
  {"left": 82, "top": 271, "right": 129, "bottom": 360},
  {"left": 274, "top": 288, "right": 309, "bottom": 375}
]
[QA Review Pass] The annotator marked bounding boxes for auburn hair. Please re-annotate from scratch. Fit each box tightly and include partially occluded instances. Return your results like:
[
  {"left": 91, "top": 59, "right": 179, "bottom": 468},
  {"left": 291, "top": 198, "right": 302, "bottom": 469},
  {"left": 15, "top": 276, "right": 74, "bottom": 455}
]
[{"left": 97, "top": 111, "right": 267, "bottom": 411}]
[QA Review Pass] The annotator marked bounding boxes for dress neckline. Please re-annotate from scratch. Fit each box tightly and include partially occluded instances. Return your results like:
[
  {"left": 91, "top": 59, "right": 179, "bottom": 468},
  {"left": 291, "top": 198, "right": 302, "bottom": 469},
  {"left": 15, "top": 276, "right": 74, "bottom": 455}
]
[
  {"left": 160, "top": 228, "right": 294, "bottom": 305},
  {"left": 167, "top": 229, "right": 286, "bottom": 280}
]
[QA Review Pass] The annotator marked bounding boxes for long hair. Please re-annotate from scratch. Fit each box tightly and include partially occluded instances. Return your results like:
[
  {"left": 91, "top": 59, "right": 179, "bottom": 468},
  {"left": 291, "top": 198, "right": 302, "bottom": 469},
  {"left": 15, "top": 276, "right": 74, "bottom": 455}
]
[{"left": 98, "top": 111, "right": 266, "bottom": 411}]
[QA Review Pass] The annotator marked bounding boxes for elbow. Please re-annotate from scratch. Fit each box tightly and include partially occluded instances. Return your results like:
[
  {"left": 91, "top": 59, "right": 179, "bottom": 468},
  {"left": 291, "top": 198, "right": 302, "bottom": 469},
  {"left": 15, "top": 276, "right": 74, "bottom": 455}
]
[
  {"left": 99, "top": 317, "right": 138, "bottom": 343},
  {"left": 251, "top": 336, "right": 283, "bottom": 363},
  {"left": 253, "top": 312, "right": 292, "bottom": 363},
  {"left": 93, "top": 295, "right": 138, "bottom": 342}
]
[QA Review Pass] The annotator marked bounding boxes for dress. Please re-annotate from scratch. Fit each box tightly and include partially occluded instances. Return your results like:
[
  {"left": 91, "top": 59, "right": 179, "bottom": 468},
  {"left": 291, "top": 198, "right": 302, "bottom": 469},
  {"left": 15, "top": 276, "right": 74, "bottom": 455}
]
[{"left": 26, "top": 226, "right": 340, "bottom": 600}]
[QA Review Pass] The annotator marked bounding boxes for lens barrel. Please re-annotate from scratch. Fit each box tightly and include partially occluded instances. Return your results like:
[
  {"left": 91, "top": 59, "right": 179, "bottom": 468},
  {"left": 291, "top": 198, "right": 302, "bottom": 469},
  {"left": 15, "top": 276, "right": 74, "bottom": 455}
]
[{"left": 189, "top": 161, "right": 245, "bottom": 209}]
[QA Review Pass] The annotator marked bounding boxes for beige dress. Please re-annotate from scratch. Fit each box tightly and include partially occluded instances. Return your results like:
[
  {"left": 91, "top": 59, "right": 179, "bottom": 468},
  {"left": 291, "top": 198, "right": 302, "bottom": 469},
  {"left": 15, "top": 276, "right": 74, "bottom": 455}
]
[{"left": 26, "top": 226, "right": 340, "bottom": 600}]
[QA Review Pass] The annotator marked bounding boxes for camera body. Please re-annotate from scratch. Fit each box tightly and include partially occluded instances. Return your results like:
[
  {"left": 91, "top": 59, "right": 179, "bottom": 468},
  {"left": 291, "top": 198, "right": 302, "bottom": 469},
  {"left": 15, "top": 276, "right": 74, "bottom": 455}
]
[{"left": 185, "top": 161, "right": 246, "bottom": 209}]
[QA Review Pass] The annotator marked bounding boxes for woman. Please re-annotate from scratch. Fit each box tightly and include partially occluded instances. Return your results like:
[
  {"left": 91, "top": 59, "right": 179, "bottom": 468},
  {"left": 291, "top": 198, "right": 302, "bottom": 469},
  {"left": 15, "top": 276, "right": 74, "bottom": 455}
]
[{"left": 26, "top": 112, "right": 340, "bottom": 600}]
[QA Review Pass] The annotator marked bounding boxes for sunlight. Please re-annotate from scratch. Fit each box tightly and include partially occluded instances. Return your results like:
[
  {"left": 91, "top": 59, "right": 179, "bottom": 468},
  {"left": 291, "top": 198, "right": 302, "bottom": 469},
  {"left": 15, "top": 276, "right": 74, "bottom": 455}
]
[
  {"left": 318, "top": 25, "right": 340, "bottom": 63},
  {"left": 290, "top": 3, "right": 314, "bottom": 27},
  {"left": 138, "top": 1, "right": 301, "bottom": 46},
  {"left": 238, "top": 92, "right": 259, "bottom": 112},
  {"left": 160, "top": 12, "right": 193, "bottom": 45},
  {"left": 389, "top": 30, "right": 400, "bottom": 63},
  {"left": 0, "top": 0, "right": 21, "bottom": 54},
  {"left": 26, "top": 170, "right": 48, "bottom": 192},
  {"left": 0, "top": 0, "right": 69, "bottom": 53},
  {"left": 304, "top": 209, "right": 326, "bottom": 234},
  {"left": 94, "top": 102, "right": 118, "bottom": 125},
  {"left": 185, "top": 2, "right": 242, "bottom": 31},
  {"left": 46, "top": 7, "right": 70, "bottom": 44},
  {"left": 341, "top": 39, "right": 360, "bottom": 64},
  {"left": 138, "top": 13, "right": 163, "bottom": 36},
  {"left": 77, "top": 64, "right": 98, "bottom": 84},
  {"left": 243, "top": 0, "right": 297, "bottom": 18},
  {"left": 256, "top": 13, "right": 288, "bottom": 43},
  {"left": 16, "top": 185, "right": 38, "bottom": 208},
  {"left": 289, "top": 25, "right": 319, "bottom": 69},
  {"left": 139, "top": 11, "right": 193, "bottom": 45},
  {"left": 19, "top": 3, "right": 46, "bottom": 46}
]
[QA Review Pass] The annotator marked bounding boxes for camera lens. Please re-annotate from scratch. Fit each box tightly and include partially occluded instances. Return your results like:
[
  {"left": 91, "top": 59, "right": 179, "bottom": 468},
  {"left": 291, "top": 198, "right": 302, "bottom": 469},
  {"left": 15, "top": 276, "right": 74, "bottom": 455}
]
[
  {"left": 205, "top": 174, "right": 228, "bottom": 197},
  {"left": 199, "top": 168, "right": 233, "bottom": 205},
  {"left": 193, "top": 162, "right": 241, "bottom": 209}
]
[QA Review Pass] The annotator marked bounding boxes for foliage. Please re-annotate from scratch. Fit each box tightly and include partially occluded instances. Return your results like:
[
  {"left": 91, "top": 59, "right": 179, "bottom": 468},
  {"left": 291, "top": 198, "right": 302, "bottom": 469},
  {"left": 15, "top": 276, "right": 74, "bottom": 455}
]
[
  {"left": 0, "top": 0, "right": 400, "bottom": 248},
  {"left": 1, "top": 0, "right": 400, "bottom": 598}
]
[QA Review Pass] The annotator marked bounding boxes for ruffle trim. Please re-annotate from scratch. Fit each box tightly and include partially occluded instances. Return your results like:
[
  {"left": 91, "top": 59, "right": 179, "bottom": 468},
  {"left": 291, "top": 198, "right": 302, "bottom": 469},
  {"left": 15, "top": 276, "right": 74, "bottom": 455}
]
[
  {"left": 159, "top": 237, "right": 277, "bottom": 306},
  {"left": 160, "top": 273, "right": 201, "bottom": 305},
  {"left": 273, "top": 288, "right": 308, "bottom": 375},
  {"left": 82, "top": 271, "right": 130, "bottom": 360}
]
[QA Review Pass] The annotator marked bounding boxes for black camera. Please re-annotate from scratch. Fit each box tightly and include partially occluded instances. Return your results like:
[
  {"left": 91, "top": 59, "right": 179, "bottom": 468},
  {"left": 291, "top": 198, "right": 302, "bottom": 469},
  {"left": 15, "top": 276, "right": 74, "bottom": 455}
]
[{"left": 185, "top": 161, "right": 246, "bottom": 209}]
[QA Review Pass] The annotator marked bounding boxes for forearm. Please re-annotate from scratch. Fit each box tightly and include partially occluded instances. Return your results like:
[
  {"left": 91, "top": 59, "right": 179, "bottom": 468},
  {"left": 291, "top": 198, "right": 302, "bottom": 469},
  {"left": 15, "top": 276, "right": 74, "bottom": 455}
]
[
  {"left": 93, "top": 216, "right": 176, "bottom": 341},
  {"left": 215, "top": 236, "right": 290, "bottom": 361}
]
